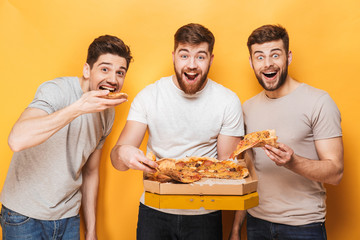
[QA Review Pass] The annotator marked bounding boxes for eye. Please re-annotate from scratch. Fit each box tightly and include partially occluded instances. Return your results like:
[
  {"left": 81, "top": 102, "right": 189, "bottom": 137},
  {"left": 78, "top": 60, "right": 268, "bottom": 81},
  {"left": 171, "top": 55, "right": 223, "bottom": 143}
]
[
  {"left": 180, "top": 54, "right": 188, "bottom": 59},
  {"left": 257, "top": 56, "right": 264, "bottom": 60},
  {"left": 197, "top": 55, "right": 205, "bottom": 60},
  {"left": 101, "top": 67, "right": 109, "bottom": 72},
  {"left": 272, "top": 54, "right": 279, "bottom": 58},
  {"left": 117, "top": 71, "right": 125, "bottom": 76}
]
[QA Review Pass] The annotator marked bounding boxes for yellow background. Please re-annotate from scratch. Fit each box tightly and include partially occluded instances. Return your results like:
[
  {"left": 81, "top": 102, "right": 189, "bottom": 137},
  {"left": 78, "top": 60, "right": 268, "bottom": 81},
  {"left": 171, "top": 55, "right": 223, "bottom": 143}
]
[{"left": 1, "top": 0, "right": 359, "bottom": 239}]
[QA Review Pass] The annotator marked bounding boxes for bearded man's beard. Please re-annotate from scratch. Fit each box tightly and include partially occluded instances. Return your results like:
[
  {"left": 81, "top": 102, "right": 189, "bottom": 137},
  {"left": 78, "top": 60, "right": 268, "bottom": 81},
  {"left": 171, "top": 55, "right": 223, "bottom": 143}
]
[
  {"left": 174, "top": 67, "right": 210, "bottom": 94},
  {"left": 256, "top": 63, "right": 288, "bottom": 91}
]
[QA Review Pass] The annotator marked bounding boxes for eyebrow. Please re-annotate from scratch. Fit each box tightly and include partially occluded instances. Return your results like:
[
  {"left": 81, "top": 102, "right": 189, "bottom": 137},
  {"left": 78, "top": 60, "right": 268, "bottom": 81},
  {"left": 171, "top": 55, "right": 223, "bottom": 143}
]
[
  {"left": 253, "top": 48, "right": 283, "bottom": 55},
  {"left": 178, "top": 49, "right": 209, "bottom": 55},
  {"left": 98, "top": 62, "right": 127, "bottom": 71}
]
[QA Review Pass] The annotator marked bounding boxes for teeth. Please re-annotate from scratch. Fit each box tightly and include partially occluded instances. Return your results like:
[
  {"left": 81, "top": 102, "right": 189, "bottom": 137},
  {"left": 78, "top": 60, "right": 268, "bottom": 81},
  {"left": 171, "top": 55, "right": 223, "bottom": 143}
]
[{"left": 100, "top": 86, "right": 116, "bottom": 91}]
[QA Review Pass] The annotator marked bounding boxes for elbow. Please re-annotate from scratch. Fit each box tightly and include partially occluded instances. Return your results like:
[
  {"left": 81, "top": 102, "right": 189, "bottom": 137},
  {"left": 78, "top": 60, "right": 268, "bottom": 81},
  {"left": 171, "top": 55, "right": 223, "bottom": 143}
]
[
  {"left": 327, "top": 169, "right": 344, "bottom": 186},
  {"left": 8, "top": 136, "right": 25, "bottom": 152}
]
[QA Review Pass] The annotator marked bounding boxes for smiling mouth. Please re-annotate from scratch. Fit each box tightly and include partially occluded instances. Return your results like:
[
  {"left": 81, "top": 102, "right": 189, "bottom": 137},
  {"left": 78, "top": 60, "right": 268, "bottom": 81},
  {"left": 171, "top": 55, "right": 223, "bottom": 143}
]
[
  {"left": 100, "top": 86, "right": 116, "bottom": 92},
  {"left": 262, "top": 71, "right": 277, "bottom": 79},
  {"left": 184, "top": 72, "right": 199, "bottom": 81}
]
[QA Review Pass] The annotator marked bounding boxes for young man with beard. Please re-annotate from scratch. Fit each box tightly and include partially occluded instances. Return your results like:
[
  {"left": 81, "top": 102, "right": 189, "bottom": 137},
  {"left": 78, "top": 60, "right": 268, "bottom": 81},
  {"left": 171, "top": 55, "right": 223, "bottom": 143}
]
[
  {"left": 229, "top": 25, "right": 343, "bottom": 240},
  {"left": 111, "top": 23, "right": 244, "bottom": 239},
  {"left": 0, "top": 35, "right": 132, "bottom": 239}
]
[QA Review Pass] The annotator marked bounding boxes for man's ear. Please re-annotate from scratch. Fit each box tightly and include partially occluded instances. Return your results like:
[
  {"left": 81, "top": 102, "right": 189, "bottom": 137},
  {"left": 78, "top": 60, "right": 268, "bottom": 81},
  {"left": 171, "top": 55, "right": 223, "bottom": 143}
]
[
  {"left": 288, "top": 51, "right": 293, "bottom": 65},
  {"left": 249, "top": 56, "right": 254, "bottom": 69},
  {"left": 209, "top": 54, "right": 214, "bottom": 66},
  {"left": 83, "top": 63, "right": 90, "bottom": 79}
]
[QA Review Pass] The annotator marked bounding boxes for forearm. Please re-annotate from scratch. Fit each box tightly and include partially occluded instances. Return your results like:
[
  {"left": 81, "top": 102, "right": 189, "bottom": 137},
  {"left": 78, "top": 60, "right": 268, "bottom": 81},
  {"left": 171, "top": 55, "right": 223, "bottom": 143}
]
[
  {"left": 229, "top": 210, "right": 246, "bottom": 240},
  {"left": 8, "top": 105, "right": 81, "bottom": 152},
  {"left": 285, "top": 154, "right": 343, "bottom": 185},
  {"left": 81, "top": 170, "right": 99, "bottom": 239}
]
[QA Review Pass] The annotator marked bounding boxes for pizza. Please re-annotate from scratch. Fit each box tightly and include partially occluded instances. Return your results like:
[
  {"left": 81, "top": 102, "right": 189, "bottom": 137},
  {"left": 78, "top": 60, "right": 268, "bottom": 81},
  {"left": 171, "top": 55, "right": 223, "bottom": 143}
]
[
  {"left": 102, "top": 92, "right": 128, "bottom": 99},
  {"left": 145, "top": 153, "right": 249, "bottom": 183},
  {"left": 230, "top": 129, "right": 278, "bottom": 159}
]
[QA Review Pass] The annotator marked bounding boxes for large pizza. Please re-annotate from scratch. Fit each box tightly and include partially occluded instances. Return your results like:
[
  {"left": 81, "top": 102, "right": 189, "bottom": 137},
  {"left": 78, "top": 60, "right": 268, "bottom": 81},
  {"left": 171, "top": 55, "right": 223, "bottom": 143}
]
[{"left": 145, "top": 129, "right": 278, "bottom": 184}]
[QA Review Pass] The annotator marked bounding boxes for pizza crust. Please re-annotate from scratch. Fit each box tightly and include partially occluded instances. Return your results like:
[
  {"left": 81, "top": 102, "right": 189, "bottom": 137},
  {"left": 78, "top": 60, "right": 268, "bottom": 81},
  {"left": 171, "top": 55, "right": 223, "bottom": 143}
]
[{"left": 102, "top": 92, "right": 128, "bottom": 99}]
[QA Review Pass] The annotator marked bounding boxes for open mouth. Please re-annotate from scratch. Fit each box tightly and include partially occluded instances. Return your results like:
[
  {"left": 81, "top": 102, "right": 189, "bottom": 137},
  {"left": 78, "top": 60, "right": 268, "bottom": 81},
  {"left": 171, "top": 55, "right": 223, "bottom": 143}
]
[
  {"left": 184, "top": 72, "right": 199, "bottom": 81},
  {"left": 100, "top": 85, "right": 116, "bottom": 92},
  {"left": 262, "top": 71, "right": 277, "bottom": 79}
]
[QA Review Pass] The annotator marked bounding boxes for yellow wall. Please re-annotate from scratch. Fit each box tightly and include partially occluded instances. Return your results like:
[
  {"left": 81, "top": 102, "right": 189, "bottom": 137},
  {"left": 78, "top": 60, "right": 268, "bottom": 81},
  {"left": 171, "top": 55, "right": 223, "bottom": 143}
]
[{"left": 1, "top": 0, "right": 359, "bottom": 239}]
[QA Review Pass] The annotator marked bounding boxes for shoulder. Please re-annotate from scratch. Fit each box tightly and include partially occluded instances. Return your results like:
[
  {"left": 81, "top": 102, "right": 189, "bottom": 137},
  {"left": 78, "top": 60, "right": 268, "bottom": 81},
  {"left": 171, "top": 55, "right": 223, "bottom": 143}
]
[
  {"left": 243, "top": 91, "right": 264, "bottom": 109},
  {"left": 207, "top": 79, "right": 239, "bottom": 101}
]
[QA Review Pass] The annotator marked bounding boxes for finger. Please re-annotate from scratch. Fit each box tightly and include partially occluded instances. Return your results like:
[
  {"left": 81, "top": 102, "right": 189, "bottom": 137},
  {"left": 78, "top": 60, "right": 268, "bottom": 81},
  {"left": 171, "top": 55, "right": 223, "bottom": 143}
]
[{"left": 141, "top": 158, "right": 159, "bottom": 169}]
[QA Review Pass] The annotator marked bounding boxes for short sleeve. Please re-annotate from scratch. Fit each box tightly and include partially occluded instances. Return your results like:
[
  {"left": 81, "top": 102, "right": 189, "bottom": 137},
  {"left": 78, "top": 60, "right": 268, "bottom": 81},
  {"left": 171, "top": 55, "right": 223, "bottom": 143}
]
[
  {"left": 311, "top": 93, "right": 342, "bottom": 140},
  {"left": 220, "top": 94, "right": 244, "bottom": 137},
  {"left": 28, "top": 81, "right": 66, "bottom": 114},
  {"left": 127, "top": 88, "right": 149, "bottom": 124}
]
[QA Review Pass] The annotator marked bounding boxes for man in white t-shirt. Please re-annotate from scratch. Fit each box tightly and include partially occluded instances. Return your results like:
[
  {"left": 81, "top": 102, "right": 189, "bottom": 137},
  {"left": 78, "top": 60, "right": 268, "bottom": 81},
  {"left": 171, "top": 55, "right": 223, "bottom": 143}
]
[
  {"left": 229, "top": 25, "right": 344, "bottom": 240},
  {"left": 111, "top": 23, "right": 244, "bottom": 239}
]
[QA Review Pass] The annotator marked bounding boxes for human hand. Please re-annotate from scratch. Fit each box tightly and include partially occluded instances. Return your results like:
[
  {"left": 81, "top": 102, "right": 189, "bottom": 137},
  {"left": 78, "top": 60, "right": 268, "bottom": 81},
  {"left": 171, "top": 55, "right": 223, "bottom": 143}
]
[
  {"left": 118, "top": 145, "right": 158, "bottom": 173},
  {"left": 263, "top": 142, "right": 294, "bottom": 166},
  {"left": 75, "top": 90, "right": 127, "bottom": 115}
]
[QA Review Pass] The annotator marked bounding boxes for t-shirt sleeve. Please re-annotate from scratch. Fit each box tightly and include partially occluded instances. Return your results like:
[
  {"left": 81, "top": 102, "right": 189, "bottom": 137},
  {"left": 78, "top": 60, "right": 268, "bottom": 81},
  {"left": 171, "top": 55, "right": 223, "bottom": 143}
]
[
  {"left": 127, "top": 89, "right": 148, "bottom": 124},
  {"left": 28, "top": 81, "right": 66, "bottom": 114},
  {"left": 312, "top": 93, "right": 342, "bottom": 140},
  {"left": 220, "top": 94, "right": 245, "bottom": 137}
]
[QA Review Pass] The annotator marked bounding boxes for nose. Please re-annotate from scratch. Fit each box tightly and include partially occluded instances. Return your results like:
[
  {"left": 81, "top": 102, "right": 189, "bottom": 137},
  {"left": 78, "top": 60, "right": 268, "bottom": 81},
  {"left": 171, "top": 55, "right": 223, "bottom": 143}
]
[
  {"left": 107, "top": 72, "right": 117, "bottom": 84},
  {"left": 187, "top": 57, "right": 197, "bottom": 69},
  {"left": 264, "top": 57, "right": 273, "bottom": 68}
]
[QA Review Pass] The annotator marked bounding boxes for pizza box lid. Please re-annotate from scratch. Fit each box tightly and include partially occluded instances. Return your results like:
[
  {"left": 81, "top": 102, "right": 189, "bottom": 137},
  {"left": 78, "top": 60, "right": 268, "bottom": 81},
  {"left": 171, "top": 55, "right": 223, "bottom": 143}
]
[
  {"left": 143, "top": 150, "right": 258, "bottom": 196},
  {"left": 144, "top": 191, "right": 259, "bottom": 210}
]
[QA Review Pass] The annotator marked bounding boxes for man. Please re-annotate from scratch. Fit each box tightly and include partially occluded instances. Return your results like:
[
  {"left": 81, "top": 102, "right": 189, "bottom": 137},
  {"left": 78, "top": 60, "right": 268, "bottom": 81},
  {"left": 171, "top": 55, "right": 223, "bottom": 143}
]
[
  {"left": 0, "top": 35, "right": 132, "bottom": 239},
  {"left": 111, "top": 23, "right": 244, "bottom": 239},
  {"left": 230, "top": 25, "right": 343, "bottom": 240}
]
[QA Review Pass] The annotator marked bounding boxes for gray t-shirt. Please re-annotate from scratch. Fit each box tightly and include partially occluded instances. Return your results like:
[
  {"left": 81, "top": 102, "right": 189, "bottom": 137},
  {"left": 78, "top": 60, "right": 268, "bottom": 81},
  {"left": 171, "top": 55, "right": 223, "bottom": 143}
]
[
  {"left": 243, "top": 83, "right": 342, "bottom": 225},
  {"left": 0, "top": 77, "right": 114, "bottom": 220},
  {"left": 129, "top": 76, "right": 244, "bottom": 215}
]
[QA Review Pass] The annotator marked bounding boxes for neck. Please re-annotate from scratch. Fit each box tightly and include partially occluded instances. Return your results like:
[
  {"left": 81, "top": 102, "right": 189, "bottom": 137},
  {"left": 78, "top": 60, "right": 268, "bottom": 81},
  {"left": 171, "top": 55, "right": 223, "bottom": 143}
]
[
  {"left": 79, "top": 76, "right": 90, "bottom": 93},
  {"left": 265, "top": 76, "right": 300, "bottom": 99}
]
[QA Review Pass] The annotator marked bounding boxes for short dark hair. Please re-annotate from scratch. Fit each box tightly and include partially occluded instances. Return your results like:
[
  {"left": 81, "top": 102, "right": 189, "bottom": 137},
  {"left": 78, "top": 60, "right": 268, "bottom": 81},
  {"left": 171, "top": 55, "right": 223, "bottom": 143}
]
[
  {"left": 247, "top": 24, "right": 289, "bottom": 55},
  {"left": 87, "top": 35, "right": 133, "bottom": 69},
  {"left": 174, "top": 23, "right": 215, "bottom": 54}
]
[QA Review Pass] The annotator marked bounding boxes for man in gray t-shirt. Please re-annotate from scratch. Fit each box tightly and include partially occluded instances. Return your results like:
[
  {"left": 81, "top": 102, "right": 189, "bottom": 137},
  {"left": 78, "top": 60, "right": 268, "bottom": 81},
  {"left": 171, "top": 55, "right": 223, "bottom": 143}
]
[
  {"left": 0, "top": 35, "right": 132, "bottom": 239},
  {"left": 230, "top": 25, "right": 343, "bottom": 240}
]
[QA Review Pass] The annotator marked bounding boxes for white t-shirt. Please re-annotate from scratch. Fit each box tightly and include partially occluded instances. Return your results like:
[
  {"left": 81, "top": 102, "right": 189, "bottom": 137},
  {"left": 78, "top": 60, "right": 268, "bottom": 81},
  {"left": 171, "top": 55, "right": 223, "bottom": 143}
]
[
  {"left": 243, "top": 83, "right": 342, "bottom": 225},
  {"left": 128, "top": 76, "right": 244, "bottom": 215}
]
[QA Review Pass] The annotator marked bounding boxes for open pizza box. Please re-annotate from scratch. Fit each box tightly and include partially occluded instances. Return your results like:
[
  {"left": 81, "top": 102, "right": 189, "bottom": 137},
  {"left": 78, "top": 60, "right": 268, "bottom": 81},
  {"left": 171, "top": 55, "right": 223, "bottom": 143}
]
[{"left": 144, "top": 150, "right": 259, "bottom": 210}]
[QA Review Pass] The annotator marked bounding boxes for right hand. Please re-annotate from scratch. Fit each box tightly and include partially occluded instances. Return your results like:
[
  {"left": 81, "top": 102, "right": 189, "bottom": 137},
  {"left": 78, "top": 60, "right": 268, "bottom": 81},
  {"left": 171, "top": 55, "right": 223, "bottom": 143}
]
[
  {"left": 75, "top": 90, "right": 127, "bottom": 114},
  {"left": 117, "top": 145, "right": 158, "bottom": 173}
]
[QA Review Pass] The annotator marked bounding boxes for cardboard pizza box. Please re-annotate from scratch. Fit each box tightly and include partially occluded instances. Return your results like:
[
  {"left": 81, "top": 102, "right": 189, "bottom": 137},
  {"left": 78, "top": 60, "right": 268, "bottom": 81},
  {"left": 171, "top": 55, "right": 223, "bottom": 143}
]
[
  {"left": 144, "top": 191, "right": 259, "bottom": 210},
  {"left": 143, "top": 150, "right": 258, "bottom": 196}
]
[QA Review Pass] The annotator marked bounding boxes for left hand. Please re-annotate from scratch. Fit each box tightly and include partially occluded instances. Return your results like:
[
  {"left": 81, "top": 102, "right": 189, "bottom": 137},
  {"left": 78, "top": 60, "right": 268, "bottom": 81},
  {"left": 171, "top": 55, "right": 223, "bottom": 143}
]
[{"left": 263, "top": 142, "right": 294, "bottom": 166}]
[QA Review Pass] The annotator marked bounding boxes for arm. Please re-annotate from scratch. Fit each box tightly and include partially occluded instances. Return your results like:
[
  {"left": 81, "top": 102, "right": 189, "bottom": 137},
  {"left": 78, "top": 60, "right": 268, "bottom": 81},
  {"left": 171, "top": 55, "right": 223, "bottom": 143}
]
[
  {"left": 81, "top": 148, "right": 102, "bottom": 240},
  {"left": 217, "top": 134, "right": 245, "bottom": 240},
  {"left": 229, "top": 210, "right": 247, "bottom": 240},
  {"left": 110, "top": 120, "right": 158, "bottom": 172},
  {"left": 8, "top": 90, "right": 126, "bottom": 152},
  {"left": 263, "top": 136, "right": 344, "bottom": 185},
  {"left": 217, "top": 134, "right": 241, "bottom": 160}
]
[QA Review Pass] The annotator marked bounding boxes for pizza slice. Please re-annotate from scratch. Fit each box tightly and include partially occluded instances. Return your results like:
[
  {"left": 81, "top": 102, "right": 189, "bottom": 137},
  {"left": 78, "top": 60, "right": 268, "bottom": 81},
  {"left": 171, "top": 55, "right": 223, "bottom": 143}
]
[{"left": 230, "top": 129, "right": 278, "bottom": 159}]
